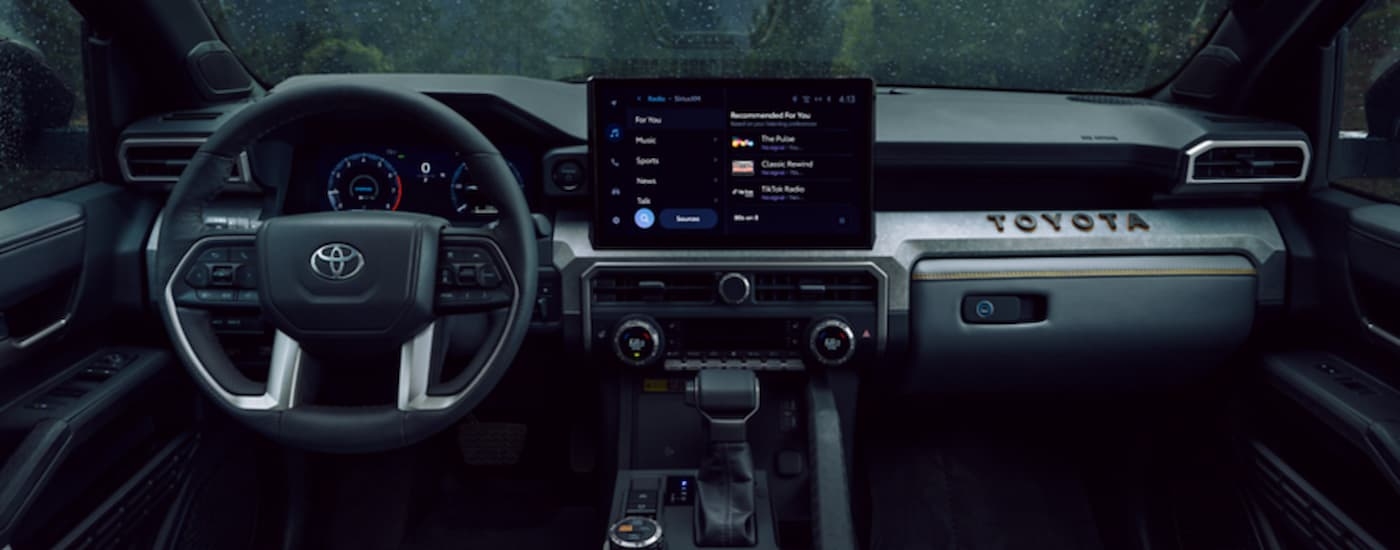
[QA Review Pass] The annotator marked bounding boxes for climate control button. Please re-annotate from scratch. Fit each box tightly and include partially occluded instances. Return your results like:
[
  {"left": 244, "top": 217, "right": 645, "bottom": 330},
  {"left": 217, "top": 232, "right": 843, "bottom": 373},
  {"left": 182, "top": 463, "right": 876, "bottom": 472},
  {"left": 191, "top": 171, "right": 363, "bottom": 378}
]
[
  {"left": 613, "top": 316, "right": 665, "bottom": 367},
  {"left": 807, "top": 317, "right": 856, "bottom": 366}
]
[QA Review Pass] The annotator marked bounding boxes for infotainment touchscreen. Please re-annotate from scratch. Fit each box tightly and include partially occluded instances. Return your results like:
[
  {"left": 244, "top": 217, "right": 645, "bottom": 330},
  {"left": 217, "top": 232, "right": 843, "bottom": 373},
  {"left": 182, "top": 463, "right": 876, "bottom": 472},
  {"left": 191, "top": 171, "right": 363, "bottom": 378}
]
[{"left": 589, "top": 78, "right": 874, "bottom": 248}]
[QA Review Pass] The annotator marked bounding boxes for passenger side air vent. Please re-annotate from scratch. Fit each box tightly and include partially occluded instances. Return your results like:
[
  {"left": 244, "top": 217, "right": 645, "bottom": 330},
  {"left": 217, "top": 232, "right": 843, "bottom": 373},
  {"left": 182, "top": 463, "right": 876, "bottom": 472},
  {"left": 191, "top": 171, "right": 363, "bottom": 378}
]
[
  {"left": 753, "top": 272, "right": 877, "bottom": 304},
  {"left": 119, "top": 138, "right": 248, "bottom": 185},
  {"left": 1186, "top": 140, "right": 1309, "bottom": 184},
  {"left": 592, "top": 272, "right": 716, "bottom": 304}
]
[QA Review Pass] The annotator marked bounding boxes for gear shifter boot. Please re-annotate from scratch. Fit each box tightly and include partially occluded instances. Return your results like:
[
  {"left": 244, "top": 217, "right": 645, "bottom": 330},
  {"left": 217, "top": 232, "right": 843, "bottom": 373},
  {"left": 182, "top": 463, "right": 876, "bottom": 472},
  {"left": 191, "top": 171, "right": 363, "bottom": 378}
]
[
  {"left": 687, "top": 369, "right": 759, "bottom": 547},
  {"left": 695, "top": 440, "right": 757, "bottom": 546}
]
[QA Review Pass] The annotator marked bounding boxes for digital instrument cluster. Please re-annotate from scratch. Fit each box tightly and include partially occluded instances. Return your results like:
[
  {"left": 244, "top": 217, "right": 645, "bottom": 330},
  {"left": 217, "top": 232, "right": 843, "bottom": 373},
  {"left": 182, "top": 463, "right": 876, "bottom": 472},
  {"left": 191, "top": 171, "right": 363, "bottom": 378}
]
[
  {"left": 590, "top": 78, "right": 875, "bottom": 248},
  {"left": 293, "top": 145, "right": 527, "bottom": 219}
]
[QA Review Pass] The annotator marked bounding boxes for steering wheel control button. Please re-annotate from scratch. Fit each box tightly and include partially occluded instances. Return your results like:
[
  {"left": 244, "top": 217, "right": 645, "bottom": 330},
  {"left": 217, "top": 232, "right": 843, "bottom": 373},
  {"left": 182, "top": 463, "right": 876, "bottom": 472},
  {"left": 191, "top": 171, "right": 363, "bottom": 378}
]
[
  {"left": 184, "top": 265, "right": 211, "bottom": 288},
  {"left": 476, "top": 265, "right": 501, "bottom": 288},
  {"left": 209, "top": 264, "right": 236, "bottom": 285},
  {"left": 961, "top": 295, "right": 1022, "bottom": 324},
  {"left": 230, "top": 247, "right": 255, "bottom": 262},
  {"left": 807, "top": 317, "right": 856, "bottom": 366},
  {"left": 718, "top": 272, "right": 752, "bottom": 304},
  {"left": 607, "top": 516, "right": 663, "bottom": 550},
  {"left": 613, "top": 317, "right": 664, "bottom": 368},
  {"left": 196, "top": 289, "right": 238, "bottom": 303},
  {"left": 443, "top": 246, "right": 488, "bottom": 263},
  {"left": 197, "top": 248, "right": 229, "bottom": 263},
  {"left": 234, "top": 265, "right": 257, "bottom": 288},
  {"left": 454, "top": 264, "right": 478, "bottom": 286}
]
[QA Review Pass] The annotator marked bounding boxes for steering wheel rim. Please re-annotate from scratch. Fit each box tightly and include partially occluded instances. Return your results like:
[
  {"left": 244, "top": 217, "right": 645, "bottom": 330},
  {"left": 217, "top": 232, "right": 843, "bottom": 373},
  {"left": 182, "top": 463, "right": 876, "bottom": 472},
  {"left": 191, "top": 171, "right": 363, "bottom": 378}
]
[{"left": 153, "top": 81, "right": 538, "bottom": 453}]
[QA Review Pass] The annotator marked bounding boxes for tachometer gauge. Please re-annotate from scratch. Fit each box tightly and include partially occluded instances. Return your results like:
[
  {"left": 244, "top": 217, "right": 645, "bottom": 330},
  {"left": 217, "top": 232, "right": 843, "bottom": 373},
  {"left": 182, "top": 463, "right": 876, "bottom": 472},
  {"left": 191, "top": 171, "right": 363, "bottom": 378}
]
[
  {"left": 448, "top": 160, "right": 523, "bottom": 216},
  {"left": 327, "top": 153, "right": 403, "bottom": 211}
]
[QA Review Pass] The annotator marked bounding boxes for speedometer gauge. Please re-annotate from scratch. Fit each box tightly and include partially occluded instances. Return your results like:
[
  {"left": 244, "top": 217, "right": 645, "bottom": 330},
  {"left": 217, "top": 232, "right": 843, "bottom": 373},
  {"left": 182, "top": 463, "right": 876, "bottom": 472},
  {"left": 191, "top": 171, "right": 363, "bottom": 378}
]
[
  {"left": 327, "top": 153, "right": 403, "bottom": 211},
  {"left": 448, "top": 160, "right": 522, "bottom": 216}
]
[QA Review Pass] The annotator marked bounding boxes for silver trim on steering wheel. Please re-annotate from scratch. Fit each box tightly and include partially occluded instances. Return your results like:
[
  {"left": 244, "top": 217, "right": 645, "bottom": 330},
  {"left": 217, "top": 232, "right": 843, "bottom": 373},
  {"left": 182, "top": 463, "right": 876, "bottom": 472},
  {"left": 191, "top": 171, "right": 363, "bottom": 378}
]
[
  {"left": 162, "top": 236, "right": 301, "bottom": 410},
  {"left": 396, "top": 235, "right": 523, "bottom": 411},
  {"left": 396, "top": 321, "right": 440, "bottom": 411}
]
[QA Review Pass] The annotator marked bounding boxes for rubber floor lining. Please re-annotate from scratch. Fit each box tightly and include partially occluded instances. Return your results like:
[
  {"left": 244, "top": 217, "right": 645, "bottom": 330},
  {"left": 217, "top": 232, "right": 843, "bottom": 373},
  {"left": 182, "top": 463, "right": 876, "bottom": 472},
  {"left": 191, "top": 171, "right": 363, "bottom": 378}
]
[
  {"left": 866, "top": 424, "right": 1105, "bottom": 550},
  {"left": 397, "top": 478, "right": 598, "bottom": 550}
]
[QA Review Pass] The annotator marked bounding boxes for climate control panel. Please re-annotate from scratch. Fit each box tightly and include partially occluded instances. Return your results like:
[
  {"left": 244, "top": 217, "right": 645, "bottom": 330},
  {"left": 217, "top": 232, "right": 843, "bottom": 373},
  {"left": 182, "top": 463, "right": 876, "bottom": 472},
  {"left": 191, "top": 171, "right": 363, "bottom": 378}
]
[
  {"left": 588, "top": 267, "right": 881, "bottom": 370},
  {"left": 601, "top": 315, "right": 871, "bottom": 370}
]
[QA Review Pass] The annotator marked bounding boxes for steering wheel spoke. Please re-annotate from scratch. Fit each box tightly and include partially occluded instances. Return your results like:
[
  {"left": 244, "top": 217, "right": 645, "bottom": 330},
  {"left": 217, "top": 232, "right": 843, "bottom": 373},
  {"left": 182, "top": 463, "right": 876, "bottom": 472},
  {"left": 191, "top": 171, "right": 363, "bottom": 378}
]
[
  {"left": 396, "top": 321, "right": 445, "bottom": 411},
  {"left": 263, "top": 330, "right": 306, "bottom": 409}
]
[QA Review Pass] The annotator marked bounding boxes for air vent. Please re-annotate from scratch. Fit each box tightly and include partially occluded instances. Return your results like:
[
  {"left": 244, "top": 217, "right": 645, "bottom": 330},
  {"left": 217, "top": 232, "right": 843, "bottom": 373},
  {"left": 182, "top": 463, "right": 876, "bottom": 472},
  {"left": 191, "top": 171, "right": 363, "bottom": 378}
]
[
  {"left": 591, "top": 272, "right": 716, "bottom": 304},
  {"left": 119, "top": 138, "right": 248, "bottom": 185},
  {"left": 1186, "top": 140, "right": 1309, "bottom": 184},
  {"left": 753, "top": 272, "right": 877, "bottom": 304},
  {"left": 162, "top": 110, "right": 222, "bottom": 121}
]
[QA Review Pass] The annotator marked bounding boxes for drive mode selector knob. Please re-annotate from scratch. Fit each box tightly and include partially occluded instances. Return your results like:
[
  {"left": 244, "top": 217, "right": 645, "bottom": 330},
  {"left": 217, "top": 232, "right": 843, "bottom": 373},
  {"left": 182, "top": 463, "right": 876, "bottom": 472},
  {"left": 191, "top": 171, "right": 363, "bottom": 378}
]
[
  {"left": 613, "top": 316, "right": 664, "bottom": 367},
  {"left": 608, "top": 516, "right": 663, "bottom": 549},
  {"left": 718, "top": 272, "right": 751, "bottom": 305},
  {"left": 807, "top": 317, "right": 856, "bottom": 366}
]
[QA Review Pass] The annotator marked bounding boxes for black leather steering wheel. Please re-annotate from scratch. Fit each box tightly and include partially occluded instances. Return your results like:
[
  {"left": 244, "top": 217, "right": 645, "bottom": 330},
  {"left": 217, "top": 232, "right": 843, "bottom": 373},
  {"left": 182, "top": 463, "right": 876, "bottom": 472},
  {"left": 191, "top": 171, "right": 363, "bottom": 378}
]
[{"left": 153, "top": 82, "right": 538, "bottom": 453}]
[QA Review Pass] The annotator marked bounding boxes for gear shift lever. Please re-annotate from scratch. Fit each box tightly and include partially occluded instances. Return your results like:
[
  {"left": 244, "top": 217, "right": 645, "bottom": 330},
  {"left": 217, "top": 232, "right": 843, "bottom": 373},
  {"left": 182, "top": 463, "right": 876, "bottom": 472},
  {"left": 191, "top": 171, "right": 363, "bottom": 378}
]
[{"left": 685, "top": 369, "right": 759, "bottom": 547}]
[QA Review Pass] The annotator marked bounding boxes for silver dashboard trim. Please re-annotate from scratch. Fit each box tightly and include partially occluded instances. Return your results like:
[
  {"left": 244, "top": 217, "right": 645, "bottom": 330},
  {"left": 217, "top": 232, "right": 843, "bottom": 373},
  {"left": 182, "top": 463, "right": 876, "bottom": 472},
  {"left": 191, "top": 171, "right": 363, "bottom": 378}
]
[
  {"left": 162, "top": 235, "right": 293, "bottom": 410},
  {"left": 397, "top": 235, "right": 524, "bottom": 411},
  {"left": 118, "top": 137, "right": 253, "bottom": 189},
  {"left": 553, "top": 209, "right": 1289, "bottom": 317},
  {"left": 1184, "top": 139, "right": 1310, "bottom": 185}
]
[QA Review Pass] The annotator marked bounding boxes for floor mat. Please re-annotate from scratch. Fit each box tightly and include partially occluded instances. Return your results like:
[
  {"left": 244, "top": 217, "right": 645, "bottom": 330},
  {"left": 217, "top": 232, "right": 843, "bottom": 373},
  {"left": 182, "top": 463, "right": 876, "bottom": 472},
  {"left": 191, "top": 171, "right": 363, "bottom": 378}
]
[
  {"left": 398, "top": 478, "right": 600, "bottom": 550},
  {"left": 866, "top": 425, "right": 1105, "bottom": 550},
  {"left": 455, "top": 419, "right": 529, "bottom": 466}
]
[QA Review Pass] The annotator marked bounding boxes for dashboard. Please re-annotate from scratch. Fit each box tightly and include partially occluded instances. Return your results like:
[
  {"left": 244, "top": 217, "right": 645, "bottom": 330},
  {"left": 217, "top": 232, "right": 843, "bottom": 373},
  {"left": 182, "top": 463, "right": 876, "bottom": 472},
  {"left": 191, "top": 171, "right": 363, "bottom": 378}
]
[{"left": 124, "top": 74, "right": 1300, "bottom": 394}]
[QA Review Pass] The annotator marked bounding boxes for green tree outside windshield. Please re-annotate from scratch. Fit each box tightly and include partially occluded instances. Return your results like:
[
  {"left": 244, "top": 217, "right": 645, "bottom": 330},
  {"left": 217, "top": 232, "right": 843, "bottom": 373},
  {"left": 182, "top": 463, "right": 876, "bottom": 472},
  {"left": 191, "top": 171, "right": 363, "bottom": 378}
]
[{"left": 201, "top": 0, "right": 1227, "bottom": 93}]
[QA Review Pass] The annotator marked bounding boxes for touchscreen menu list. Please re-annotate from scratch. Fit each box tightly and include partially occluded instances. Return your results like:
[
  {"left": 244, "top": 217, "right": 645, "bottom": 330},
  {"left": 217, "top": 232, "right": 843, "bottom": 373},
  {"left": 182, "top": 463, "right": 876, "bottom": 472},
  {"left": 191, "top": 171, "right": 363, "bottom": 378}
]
[{"left": 590, "top": 78, "right": 874, "bottom": 248}]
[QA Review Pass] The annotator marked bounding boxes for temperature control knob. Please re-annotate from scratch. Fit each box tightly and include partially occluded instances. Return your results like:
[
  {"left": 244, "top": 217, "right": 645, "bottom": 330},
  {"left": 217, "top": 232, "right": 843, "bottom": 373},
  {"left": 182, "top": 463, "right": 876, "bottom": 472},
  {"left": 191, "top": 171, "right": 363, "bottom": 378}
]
[
  {"left": 607, "top": 516, "right": 663, "bottom": 550},
  {"left": 718, "top": 272, "right": 751, "bottom": 305},
  {"left": 807, "top": 317, "right": 856, "bottom": 366},
  {"left": 613, "top": 316, "right": 664, "bottom": 367}
]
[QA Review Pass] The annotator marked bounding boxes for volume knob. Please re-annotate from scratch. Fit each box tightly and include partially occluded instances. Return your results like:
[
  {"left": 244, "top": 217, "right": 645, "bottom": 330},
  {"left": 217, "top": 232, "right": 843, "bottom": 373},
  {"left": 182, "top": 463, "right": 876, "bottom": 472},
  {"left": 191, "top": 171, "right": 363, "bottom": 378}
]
[
  {"left": 612, "top": 316, "right": 664, "bottom": 367},
  {"left": 718, "top": 272, "right": 751, "bottom": 305}
]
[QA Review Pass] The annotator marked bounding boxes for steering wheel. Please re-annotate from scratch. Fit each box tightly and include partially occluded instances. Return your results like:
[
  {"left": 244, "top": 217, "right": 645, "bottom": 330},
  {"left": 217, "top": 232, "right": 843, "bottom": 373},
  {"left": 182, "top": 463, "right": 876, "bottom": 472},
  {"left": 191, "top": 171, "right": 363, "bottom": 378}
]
[{"left": 153, "top": 82, "right": 538, "bottom": 453}]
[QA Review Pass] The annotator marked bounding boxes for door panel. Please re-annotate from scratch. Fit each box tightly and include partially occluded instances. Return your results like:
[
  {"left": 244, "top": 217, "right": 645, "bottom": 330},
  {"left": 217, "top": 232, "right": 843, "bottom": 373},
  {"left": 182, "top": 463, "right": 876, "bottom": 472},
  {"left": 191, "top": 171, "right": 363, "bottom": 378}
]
[
  {"left": 0, "top": 198, "right": 84, "bottom": 366},
  {"left": 0, "top": 183, "right": 192, "bottom": 548},
  {"left": 1347, "top": 203, "right": 1400, "bottom": 351}
]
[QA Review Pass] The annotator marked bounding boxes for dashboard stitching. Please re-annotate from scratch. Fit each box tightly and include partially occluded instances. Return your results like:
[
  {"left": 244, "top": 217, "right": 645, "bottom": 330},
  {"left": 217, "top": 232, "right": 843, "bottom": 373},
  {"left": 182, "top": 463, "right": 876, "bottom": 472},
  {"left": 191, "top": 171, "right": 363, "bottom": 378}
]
[{"left": 912, "top": 268, "right": 1257, "bottom": 281}]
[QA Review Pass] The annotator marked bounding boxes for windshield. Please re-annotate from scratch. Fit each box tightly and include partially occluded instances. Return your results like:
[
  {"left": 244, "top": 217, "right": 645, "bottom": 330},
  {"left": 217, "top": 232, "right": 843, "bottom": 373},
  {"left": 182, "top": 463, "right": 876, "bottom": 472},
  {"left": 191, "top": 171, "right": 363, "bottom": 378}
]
[{"left": 202, "top": 0, "right": 1227, "bottom": 94}]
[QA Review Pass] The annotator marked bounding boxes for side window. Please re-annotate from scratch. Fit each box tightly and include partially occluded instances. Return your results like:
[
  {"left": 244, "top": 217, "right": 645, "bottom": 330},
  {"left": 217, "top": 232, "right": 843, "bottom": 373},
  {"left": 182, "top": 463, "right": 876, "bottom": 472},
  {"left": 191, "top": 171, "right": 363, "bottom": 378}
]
[
  {"left": 0, "top": 0, "right": 91, "bottom": 210},
  {"left": 1341, "top": 0, "right": 1400, "bottom": 137}
]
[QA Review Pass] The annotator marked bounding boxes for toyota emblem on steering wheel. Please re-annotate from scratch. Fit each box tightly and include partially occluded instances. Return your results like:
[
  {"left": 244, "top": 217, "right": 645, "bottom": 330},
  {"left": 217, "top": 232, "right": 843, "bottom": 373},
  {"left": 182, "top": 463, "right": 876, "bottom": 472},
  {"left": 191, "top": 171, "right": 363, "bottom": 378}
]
[{"left": 309, "top": 243, "right": 365, "bottom": 281}]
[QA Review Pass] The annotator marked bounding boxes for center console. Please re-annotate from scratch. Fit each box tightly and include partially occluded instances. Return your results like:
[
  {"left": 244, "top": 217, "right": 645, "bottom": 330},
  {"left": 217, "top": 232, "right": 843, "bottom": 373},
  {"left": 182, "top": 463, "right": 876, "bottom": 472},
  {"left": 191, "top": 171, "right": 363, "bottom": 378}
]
[{"left": 588, "top": 78, "right": 874, "bottom": 549}]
